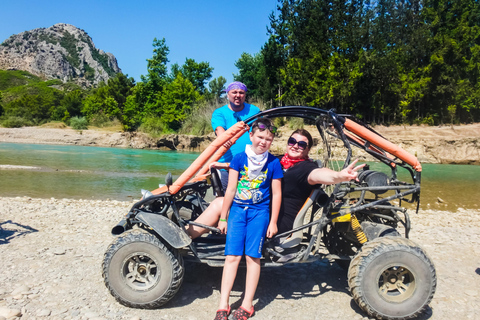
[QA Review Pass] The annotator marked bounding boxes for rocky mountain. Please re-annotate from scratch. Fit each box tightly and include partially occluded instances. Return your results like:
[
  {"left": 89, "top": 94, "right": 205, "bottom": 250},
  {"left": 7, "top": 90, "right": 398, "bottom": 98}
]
[{"left": 0, "top": 23, "right": 121, "bottom": 87}]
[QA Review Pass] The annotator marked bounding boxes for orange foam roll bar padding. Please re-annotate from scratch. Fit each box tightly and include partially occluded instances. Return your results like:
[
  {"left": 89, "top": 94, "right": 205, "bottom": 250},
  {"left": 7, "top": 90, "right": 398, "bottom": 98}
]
[
  {"left": 150, "top": 121, "right": 249, "bottom": 195},
  {"left": 343, "top": 118, "right": 422, "bottom": 172},
  {"left": 343, "top": 131, "right": 396, "bottom": 167},
  {"left": 196, "top": 126, "right": 250, "bottom": 176}
]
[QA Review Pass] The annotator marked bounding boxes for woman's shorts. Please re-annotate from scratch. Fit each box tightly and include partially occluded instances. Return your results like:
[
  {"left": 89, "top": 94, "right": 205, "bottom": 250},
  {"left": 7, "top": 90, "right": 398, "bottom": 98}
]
[{"left": 225, "top": 205, "right": 269, "bottom": 258}]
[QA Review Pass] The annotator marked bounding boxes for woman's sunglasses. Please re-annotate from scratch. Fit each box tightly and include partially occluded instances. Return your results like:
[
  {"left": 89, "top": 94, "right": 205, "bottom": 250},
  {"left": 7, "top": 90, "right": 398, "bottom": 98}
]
[
  {"left": 253, "top": 122, "right": 277, "bottom": 134},
  {"left": 288, "top": 137, "right": 309, "bottom": 150}
]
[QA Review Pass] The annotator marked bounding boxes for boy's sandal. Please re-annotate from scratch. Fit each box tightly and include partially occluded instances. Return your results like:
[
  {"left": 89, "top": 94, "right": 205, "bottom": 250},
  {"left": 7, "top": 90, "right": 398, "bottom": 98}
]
[
  {"left": 214, "top": 306, "right": 231, "bottom": 320},
  {"left": 232, "top": 306, "right": 254, "bottom": 320}
]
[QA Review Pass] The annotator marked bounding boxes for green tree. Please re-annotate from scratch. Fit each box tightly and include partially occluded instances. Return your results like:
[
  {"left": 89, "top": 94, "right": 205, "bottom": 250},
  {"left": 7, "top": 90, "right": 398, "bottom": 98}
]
[
  {"left": 138, "top": 38, "right": 170, "bottom": 110},
  {"left": 259, "top": 35, "right": 286, "bottom": 107},
  {"left": 82, "top": 86, "right": 119, "bottom": 121},
  {"left": 142, "top": 38, "right": 170, "bottom": 86},
  {"left": 61, "top": 90, "right": 84, "bottom": 120},
  {"left": 208, "top": 76, "right": 227, "bottom": 100},
  {"left": 234, "top": 52, "right": 263, "bottom": 99},
  {"left": 155, "top": 74, "right": 200, "bottom": 130},
  {"left": 81, "top": 73, "right": 136, "bottom": 129},
  {"left": 106, "top": 73, "right": 136, "bottom": 111},
  {"left": 177, "top": 58, "right": 213, "bottom": 94},
  {"left": 6, "top": 94, "right": 51, "bottom": 124},
  {"left": 122, "top": 90, "right": 143, "bottom": 131}
]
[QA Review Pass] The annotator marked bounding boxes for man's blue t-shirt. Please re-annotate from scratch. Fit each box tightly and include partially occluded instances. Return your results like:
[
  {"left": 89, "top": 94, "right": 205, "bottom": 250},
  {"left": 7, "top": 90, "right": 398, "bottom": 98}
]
[
  {"left": 211, "top": 103, "right": 260, "bottom": 162},
  {"left": 229, "top": 152, "right": 283, "bottom": 210}
]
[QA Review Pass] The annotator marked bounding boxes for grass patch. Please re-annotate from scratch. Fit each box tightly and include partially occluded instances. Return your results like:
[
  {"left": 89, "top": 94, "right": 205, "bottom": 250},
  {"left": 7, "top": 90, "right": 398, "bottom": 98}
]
[
  {"left": 88, "top": 119, "right": 123, "bottom": 132},
  {"left": 138, "top": 117, "right": 175, "bottom": 138},
  {"left": 288, "top": 117, "right": 304, "bottom": 130},
  {"left": 179, "top": 99, "right": 221, "bottom": 135},
  {"left": 40, "top": 121, "right": 67, "bottom": 129}
]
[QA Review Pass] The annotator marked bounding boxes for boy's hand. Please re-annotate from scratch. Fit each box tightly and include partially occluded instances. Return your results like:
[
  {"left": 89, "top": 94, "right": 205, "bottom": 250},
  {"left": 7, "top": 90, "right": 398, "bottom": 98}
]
[
  {"left": 209, "top": 162, "right": 229, "bottom": 171},
  {"left": 218, "top": 220, "right": 228, "bottom": 234},
  {"left": 223, "top": 140, "right": 233, "bottom": 148},
  {"left": 266, "top": 222, "right": 278, "bottom": 238}
]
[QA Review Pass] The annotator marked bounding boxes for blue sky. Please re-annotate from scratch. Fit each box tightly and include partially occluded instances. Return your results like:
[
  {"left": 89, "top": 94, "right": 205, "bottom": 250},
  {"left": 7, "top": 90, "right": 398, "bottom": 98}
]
[{"left": 0, "top": 0, "right": 278, "bottom": 84}]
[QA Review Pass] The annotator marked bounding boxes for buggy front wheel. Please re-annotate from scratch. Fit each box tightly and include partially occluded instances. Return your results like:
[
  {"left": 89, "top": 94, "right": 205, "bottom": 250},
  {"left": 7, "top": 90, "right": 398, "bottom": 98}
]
[
  {"left": 102, "top": 229, "right": 184, "bottom": 309},
  {"left": 348, "top": 236, "right": 436, "bottom": 320}
]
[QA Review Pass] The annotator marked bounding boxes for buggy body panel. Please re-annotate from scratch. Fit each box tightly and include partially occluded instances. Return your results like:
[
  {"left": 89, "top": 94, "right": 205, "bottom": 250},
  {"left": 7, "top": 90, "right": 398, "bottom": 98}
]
[{"left": 136, "top": 211, "right": 192, "bottom": 249}]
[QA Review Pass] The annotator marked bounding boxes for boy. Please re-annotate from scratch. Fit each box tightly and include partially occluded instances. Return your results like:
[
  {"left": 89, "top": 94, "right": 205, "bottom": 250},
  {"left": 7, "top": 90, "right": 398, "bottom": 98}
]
[{"left": 215, "top": 119, "right": 283, "bottom": 320}]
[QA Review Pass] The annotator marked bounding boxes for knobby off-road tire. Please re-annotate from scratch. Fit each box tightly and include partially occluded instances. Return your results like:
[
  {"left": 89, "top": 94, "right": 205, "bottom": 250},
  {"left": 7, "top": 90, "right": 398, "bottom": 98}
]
[
  {"left": 348, "top": 236, "right": 436, "bottom": 320},
  {"left": 102, "top": 229, "right": 184, "bottom": 309}
]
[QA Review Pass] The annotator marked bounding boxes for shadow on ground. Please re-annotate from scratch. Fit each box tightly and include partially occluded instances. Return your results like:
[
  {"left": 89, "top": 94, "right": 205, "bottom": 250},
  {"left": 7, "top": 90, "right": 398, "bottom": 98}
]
[
  {"left": 0, "top": 220, "right": 38, "bottom": 245},
  {"left": 164, "top": 259, "right": 351, "bottom": 313}
]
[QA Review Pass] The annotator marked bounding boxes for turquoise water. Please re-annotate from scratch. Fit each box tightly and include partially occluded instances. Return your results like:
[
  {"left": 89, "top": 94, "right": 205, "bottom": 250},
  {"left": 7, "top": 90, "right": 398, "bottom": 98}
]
[
  {"left": 363, "top": 161, "right": 480, "bottom": 210},
  {"left": 0, "top": 142, "right": 479, "bottom": 210},
  {"left": 0, "top": 143, "right": 199, "bottom": 200}
]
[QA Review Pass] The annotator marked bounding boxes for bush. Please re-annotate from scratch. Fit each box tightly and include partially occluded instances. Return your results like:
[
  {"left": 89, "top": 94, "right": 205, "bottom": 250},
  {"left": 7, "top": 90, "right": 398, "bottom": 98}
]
[
  {"left": 179, "top": 99, "right": 219, "bottom": 135},
  {"left": 1, "top": 116, "right": 33, "bottom": 128},
  {"left": 288, "top": 117, "right": 304, "bottom": 130},
  {"left": 89, "top": 113, "right": 110, "bottom": 127},
  {"left": 180, "top": 116, "right": 212, "bottom": 136},
  {"left": 70, "top": 116, "right": 89, "bottom": 130},
  {"left": 138, "top": 117, "right": 172, "bottom": 137},
  {"left": 273, "top": 117, "right": 286, "bottom": 128}
]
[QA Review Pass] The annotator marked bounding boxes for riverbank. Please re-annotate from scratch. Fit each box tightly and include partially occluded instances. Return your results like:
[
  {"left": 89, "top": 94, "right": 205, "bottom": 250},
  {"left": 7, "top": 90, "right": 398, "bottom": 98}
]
[
  {"left": 0, "top": 123, "right": 479, "bottom": 164},
  {"left": 0, "top": 196, "right": 478, "bottom": 319}
]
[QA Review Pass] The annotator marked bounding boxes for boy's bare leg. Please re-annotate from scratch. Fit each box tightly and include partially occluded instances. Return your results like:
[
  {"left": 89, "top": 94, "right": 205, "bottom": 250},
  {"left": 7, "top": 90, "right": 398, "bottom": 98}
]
[
  {"left": 185, "top": 197, "right": 223, "bottom": 239},
  {"left": 219, "top": 255, "right": 242, "bottom": 309},
  {"left": 242, "top": 255, "right": 261, "bottom": 310}
]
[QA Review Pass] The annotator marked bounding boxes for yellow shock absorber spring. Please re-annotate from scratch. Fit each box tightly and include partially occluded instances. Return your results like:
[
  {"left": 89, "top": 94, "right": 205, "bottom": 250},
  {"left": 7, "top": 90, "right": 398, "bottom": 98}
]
[{"left": 351, "top": 215, "right": 367, "bottom": 244}]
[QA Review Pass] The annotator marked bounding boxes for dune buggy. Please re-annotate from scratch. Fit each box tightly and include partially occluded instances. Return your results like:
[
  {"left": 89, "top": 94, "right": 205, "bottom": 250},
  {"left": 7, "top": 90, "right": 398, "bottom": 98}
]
[{"left": 102, "top": 106, "right": 436, "bottom": 320}]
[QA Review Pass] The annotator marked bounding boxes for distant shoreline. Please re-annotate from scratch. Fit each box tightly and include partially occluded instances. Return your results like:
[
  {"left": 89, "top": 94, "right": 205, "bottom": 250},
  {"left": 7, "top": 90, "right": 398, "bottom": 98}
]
[{"left": 1, "top": 123, "right": 479, "bottom": 165}]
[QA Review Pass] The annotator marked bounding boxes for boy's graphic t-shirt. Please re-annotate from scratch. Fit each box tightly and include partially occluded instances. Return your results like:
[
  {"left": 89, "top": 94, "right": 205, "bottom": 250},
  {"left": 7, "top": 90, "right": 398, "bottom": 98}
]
[{"left": 229, "top": 152, "right": 283, "bottom": 210}]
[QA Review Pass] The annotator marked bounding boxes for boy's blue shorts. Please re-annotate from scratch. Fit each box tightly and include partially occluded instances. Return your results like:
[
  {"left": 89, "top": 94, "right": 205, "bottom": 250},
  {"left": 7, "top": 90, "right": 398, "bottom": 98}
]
[{"left": 225, "top": 205, "right": 269, "bottom": 258}]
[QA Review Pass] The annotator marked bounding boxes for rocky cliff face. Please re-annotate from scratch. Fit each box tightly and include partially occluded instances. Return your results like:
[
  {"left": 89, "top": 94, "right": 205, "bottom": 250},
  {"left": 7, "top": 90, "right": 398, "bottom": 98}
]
[{"left": 0, "top": 23, "right": 121, "bottom": 87}]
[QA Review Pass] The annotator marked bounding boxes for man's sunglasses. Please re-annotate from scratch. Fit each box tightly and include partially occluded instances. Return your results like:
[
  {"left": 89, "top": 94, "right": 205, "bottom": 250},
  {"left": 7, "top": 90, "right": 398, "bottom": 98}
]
[
  {"left": 288, "top": 137, "right": 309, "bottom": 150},
  {"left": 253, "top": 122, "right": 277, "bottom": 134}
]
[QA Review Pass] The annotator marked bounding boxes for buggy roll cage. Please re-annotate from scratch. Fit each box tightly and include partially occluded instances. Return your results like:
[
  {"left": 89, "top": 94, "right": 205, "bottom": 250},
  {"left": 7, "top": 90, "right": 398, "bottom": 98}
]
[{"left": 145, "top": 106, "right": 421, "bottom": 218}]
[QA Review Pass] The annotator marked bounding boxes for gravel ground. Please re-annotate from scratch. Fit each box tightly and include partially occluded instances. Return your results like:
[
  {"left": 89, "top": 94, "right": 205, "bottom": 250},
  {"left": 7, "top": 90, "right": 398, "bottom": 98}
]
[{"left": 0, "top": 197, "right": 479, "bottom": 320}]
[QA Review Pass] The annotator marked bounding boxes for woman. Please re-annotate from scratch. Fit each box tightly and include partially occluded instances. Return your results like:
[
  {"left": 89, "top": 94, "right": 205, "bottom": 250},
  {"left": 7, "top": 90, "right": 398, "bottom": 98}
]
[
  {"left": 186, "top": 129, "right": 364, "bottom": 239},
  {"left": 277, "top": 129, "right": 364, "bottom": 234}
]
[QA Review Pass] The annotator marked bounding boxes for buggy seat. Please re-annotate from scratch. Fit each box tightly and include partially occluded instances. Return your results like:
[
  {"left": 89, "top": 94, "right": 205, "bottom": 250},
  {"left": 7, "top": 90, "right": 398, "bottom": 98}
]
[{"left": 276, "top": 160, "right": 328, "bottom": 249}]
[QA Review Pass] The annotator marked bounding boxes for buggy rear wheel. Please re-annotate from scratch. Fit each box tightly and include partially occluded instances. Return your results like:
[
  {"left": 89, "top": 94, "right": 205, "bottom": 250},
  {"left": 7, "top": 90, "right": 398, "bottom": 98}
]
[
  {"left": 102, "top": 229, "right": 184, "bottom": 309},
  {"left": 348, "top": 236, "right": 436, "bottom": 320}
]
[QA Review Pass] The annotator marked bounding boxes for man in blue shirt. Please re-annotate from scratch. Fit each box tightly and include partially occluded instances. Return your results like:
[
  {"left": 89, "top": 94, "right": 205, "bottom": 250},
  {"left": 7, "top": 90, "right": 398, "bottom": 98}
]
[{"left": 211, "top": 81, "right": 260, "bottom": 191}]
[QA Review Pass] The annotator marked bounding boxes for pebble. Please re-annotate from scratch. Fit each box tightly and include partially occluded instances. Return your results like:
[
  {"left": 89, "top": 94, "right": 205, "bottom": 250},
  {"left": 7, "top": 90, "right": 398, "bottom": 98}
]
[
  {"left": 10, "top": 285, "right": 29, "bottom": 296},
  {"left": 52, "top": 247, "right": 66, "bottom": 255},
  {"left": 0, "top": 307, "right": 21, "bottom": 318},
  {"left": 36, "top": 309, "right": 51, "bottom": 316}
]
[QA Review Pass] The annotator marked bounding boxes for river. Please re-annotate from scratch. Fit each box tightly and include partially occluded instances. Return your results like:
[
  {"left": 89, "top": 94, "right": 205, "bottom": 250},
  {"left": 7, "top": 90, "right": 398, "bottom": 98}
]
[{"left": 0, "top": 142, "right": 478, "bottom": 211}]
